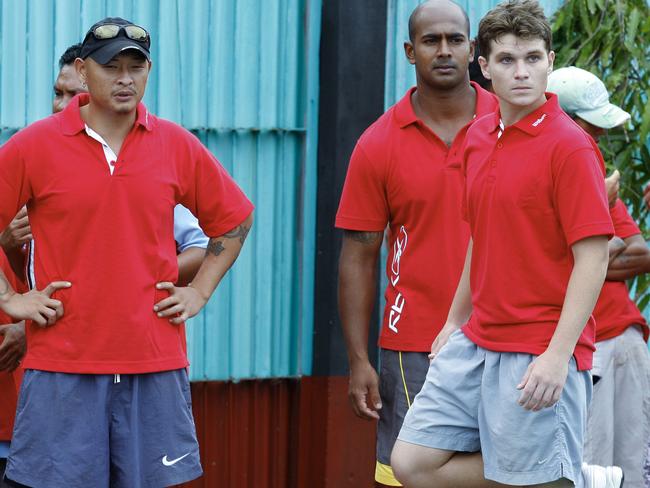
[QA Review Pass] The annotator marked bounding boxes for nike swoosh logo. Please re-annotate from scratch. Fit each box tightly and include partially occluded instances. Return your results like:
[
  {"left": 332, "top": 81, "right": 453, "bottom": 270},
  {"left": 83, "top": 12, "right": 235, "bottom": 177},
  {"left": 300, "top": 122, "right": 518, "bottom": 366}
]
[{"left": 162, "top": 452, "right": 190, "bottom": 466}]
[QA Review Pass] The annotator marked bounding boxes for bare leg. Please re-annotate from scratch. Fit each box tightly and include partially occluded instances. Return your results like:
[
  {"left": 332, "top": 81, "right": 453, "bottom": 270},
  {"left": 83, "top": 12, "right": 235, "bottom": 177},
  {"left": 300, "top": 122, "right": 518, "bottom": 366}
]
[
  {"left": 391, "top": 440, "right": 505, "bottom": 488},
  {"left": 392, "top": 441, "right": 575, "bottom": 488}
]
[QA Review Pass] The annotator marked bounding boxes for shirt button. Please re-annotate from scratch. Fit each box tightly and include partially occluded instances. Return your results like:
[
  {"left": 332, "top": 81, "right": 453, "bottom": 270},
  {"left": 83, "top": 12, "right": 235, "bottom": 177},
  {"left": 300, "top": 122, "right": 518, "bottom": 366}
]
[
  {"left": 497, "top": 143, "right": 503, "bottom": 149},
  {"left": 491, "top": 160, "right": 497, "bottom": 167}
]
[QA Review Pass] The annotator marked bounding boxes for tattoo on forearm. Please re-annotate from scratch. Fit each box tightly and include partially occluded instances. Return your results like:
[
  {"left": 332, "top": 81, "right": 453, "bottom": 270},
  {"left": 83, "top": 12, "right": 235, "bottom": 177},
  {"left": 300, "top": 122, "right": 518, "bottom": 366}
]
[
  {"left": 0, "top": 276, "right": 8, "bottom": 296},
  {"left": 344, "top": 230, "right": 383, "bottom": 245},
  {"left": 223, "top": 224, "right": 251, "bottom": 245},
  {"left": 205, "top": 224, "right": 251, "bottom": 257},
  {"left": 206, "top": 239, "right": 225, "bottom": 257}
]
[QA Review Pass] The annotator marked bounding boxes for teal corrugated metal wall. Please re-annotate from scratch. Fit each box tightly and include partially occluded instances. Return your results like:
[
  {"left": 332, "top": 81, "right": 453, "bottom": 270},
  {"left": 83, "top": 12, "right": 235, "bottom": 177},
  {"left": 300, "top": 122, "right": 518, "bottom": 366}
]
[
  {"left": 385, "top": 0, "right": 566, "bottom": 107},
  {"left": 0, "top": 0, "right": 320, "bottom": 381}
]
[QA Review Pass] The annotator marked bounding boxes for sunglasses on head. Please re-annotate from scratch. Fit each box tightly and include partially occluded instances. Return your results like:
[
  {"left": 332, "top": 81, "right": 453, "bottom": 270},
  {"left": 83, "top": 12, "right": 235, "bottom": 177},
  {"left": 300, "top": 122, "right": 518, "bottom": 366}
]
[{"left": 91, "top": 24, "right": 149, "bottom": 42}]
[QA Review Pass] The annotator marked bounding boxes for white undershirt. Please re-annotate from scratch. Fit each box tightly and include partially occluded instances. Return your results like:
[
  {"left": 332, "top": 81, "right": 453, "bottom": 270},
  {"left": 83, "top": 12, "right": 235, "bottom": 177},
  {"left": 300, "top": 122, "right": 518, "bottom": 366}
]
[{"left": 84, "top": 125, "right": 117, "bottom": 174}]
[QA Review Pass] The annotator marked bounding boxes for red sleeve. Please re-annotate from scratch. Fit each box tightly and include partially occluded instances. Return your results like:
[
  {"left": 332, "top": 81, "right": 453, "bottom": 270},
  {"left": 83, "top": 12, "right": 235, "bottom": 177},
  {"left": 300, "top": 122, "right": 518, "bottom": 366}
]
[
  {"left": 0, "top": 139, "right": 31, "bottom": 231},
  {"left": 609, "top": 199, "right": 641, "bottom": 239},
  {"left": 335, "top": 142, "right": 389, "bottom": 231},
  {"left": 178, "top": 136, "right": 253, "bottom": 238},
  {"left": 553, "top": 147, "right": 614, "bottom": 246}
]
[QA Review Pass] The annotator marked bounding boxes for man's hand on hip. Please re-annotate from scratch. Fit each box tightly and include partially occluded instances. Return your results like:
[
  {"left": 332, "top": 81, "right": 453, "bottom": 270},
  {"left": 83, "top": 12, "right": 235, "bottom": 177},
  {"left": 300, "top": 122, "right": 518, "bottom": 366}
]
[
  {"left": 1, "top": 282, "right": 70, "bottom": 326},
  {"left": 153, "top": 282, "right": 207, "bottom": 325}
]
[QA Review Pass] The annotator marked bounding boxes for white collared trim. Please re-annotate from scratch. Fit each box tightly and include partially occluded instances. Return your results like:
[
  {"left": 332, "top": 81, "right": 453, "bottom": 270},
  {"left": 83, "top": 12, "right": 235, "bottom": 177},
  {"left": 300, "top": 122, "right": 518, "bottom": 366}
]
[
  {"left": 27, "top": 239, "right": 35, "bottom": 290},
  {"left": 84, "top": 125, "right": 118, "bottom": 175},
  {"left": 497, "top": 119, "right": 505, "bottom": 139}
]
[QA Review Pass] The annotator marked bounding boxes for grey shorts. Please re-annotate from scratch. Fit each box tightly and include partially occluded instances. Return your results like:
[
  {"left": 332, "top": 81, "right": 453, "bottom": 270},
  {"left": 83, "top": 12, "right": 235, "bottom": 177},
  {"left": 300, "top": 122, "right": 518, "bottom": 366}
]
[
  {"left": 585, "top": 325, "right": 650, "bottom": 487},
  {"left": 398, "top": 330, "right": 592, "bottom": 486},
  {"left": 6, "top": 369, "right": 202, "bottom": 488},
  {"left": 376, "top": 349, "right": 429, "bottom": 485}
]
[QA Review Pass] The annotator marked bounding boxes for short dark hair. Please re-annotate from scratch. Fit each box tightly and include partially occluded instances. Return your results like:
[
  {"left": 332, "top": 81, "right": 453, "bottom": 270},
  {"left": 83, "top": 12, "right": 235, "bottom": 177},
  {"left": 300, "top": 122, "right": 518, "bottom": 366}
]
[
  {"left": 408, "top": 0, "right": 470, "bottom": 42},
  {"left": 58, "top": 43, "right": 82, "bottom": 69},
  {"left": 478, "top": 0, "right": 551, "bottom": 60}
]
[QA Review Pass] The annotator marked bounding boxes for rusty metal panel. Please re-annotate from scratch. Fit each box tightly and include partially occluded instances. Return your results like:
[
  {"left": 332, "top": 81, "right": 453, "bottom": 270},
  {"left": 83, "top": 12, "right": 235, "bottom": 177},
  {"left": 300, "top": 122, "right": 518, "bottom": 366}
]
[
  {"left": 178, "top": 376, "right": 376, "bottom": 488},
  {"left": 181, "top": 379, "right": 300, "bottom": 488}
]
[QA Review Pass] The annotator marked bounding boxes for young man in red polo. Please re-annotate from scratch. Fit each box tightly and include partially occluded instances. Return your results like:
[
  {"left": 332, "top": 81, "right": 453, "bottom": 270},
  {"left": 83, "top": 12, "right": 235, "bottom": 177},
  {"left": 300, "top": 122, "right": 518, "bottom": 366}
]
[
  {"left": 0, "top": 17, "right": 253, "bottom": 487},
  {"left": 336, "top": 0, "right": 497, "bottom": 485},
  {"left": 391, "top": 1, "right": 621, "bottom": 487}
]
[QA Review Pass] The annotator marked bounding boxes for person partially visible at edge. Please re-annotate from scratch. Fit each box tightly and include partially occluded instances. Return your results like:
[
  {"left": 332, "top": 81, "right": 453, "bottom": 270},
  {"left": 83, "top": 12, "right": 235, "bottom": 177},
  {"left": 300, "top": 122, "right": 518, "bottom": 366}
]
[
  {"left": 549, "top": 66, "right": 650, "bottom": 488},
  {"left": 391, "top": 1, "right": 622, "bottom": 487},
  {"left": 0, "top": 17, "right": 253, "bottom": 487},
  {"left": 335, "top": 1, "right": 498, "bottom": 486},
  {"left": 0, "top": 251, "right": 24, "bottom": 488}
]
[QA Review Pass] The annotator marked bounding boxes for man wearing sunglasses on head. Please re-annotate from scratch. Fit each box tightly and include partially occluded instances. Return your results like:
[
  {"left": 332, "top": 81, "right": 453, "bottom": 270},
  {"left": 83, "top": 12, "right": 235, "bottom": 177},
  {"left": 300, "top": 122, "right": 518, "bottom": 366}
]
[
  {"left": 0, "top": 17, "right": 254, "bottom": 488},
  {"left": 53, "top": 43, "right": 210, "bottom": 286},
  {"left": 0, "top": 40, "right": 213, "bottom": 486}
]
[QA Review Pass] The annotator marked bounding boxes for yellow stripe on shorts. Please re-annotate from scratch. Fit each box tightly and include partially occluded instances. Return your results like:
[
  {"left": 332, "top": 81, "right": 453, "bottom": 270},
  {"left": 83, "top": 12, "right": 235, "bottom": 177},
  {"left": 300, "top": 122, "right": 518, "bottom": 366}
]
[
  {"left": 375, "top": 461, "right": 403, "bottom": 486},
  {"left": 398, "top": 351, "right": 411, "bottom": 408}
]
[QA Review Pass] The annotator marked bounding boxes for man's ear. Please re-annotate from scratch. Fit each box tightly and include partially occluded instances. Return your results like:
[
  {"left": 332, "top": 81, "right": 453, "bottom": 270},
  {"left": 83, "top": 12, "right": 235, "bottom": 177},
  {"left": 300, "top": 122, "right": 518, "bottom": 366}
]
[
  {"left": 478, "top": 56, "right": 490, "bottom": 80},
  {"left": 547, "top": 51, "right": 555, "bottom": 74},
  {"left": 404, "top": 41, "right": 416, "bottom": 66},
  {"left": 74, "top": 57, "right": 87, "bottom": 86}
]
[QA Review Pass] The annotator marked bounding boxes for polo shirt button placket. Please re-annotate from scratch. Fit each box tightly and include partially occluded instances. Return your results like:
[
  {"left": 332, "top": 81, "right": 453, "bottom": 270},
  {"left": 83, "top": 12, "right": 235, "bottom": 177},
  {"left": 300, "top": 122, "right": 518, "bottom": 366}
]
[{"left": 487, "top": 148, "right": 498, "bottom": 184}]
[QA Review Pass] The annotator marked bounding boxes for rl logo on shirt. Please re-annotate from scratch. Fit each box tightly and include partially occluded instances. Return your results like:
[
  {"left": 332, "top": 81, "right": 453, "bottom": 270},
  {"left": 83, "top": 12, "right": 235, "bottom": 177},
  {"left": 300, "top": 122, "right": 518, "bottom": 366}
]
[{"left": 389, "top": 226, "right": 408, "bottom": 333}]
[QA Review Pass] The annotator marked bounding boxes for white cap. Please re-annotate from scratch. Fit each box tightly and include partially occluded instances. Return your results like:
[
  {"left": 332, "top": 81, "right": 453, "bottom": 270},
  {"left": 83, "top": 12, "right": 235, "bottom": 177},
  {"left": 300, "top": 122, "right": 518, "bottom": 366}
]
[{"left": 547, "top": 66, "right": 630, "bottom": 129}]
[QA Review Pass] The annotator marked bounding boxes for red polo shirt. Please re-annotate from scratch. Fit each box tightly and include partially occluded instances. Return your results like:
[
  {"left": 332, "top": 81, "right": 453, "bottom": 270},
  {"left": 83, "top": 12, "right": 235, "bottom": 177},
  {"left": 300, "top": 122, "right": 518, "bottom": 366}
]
[
  {"left": 336, "top": 83, "right": 498, "bottom": 351},
  {"left": 0, "top": 94, "right": 254, "bottom": 374},
  {"left": 461, "top": 94, "right": 614, "bottom": 370},
  {"left": 593, "top": 199, "right": 649, "bottom": 342},
  {"left": 0, "top": 251, "right": 23, "bottom": 441}
]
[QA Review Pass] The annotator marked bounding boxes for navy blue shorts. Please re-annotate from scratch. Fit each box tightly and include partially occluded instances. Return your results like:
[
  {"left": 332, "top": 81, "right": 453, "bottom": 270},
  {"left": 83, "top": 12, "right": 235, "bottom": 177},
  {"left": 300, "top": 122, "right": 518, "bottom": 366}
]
[{"left": 5, "top": 369, "right": 202, "bottom": 488}]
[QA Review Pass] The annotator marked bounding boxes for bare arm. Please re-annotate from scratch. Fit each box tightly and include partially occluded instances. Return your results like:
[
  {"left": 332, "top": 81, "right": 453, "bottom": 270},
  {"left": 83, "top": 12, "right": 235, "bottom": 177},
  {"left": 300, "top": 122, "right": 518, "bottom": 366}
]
[
  {"left": 176, "top": 247, "right": 205, "bottom": 286},
  {"left": 517, "top": 235, "right": 608, "bottom": 411},
  {"left": 0, "top": 321, "right": 25, "bottom": 372},
  {"left": 338, "top": 230, "right": 383, "bottom": 420},
  {"left": 429, "top": 239, "right": 473, "bottom": 359},
  {"left": 0, "top": 207, "right": 31, "bottom": 282},
  {"left": 154, "top": 213, "right": 253, "bottom": 323},
  {"left": 607, "top": 236, "right": 626, "bottom": 265},
  {"left": 606, "top": 234, "right": 650, "bottom": 281}
]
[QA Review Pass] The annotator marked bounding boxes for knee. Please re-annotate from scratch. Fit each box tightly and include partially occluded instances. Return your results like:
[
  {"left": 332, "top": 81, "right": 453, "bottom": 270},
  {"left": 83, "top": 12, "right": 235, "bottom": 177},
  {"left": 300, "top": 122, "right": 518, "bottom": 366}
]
[{"left": 390, "top": 441, "right": 425, "bottom": 485}]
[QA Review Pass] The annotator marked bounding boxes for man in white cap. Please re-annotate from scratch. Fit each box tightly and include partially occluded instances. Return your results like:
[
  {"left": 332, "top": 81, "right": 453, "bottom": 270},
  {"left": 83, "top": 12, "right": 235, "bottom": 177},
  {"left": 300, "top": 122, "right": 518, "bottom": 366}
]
[{"left": 549, "top": 66, "right": 650, "bottom": 488}]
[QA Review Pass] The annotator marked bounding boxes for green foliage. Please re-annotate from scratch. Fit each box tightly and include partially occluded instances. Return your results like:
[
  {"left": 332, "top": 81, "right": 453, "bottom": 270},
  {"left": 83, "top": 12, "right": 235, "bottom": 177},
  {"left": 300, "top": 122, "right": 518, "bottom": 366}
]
[{"left": 552, "top": 0, "right": 650, "bottom": 304}]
